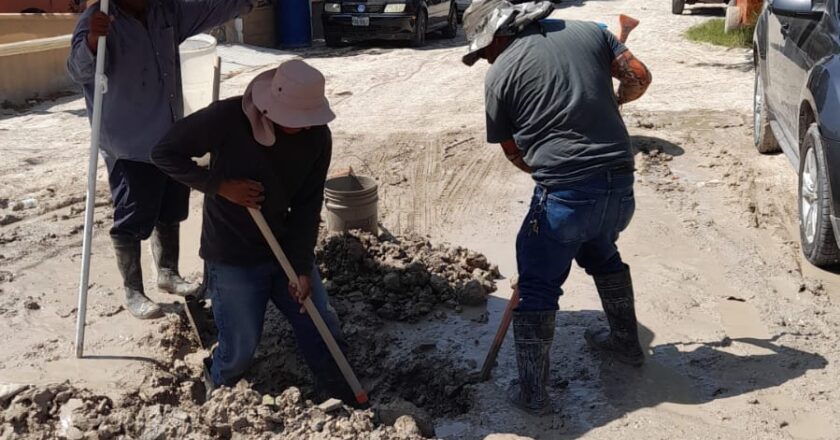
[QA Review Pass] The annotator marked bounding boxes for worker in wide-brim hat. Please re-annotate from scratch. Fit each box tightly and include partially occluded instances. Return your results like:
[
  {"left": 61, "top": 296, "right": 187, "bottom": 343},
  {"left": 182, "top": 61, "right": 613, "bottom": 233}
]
[
  {"left": 462, "top": 0, "right": 653, "bottom": 415},
  {"left": 151, "top": 59, "right": 354, "bottom": 402}
]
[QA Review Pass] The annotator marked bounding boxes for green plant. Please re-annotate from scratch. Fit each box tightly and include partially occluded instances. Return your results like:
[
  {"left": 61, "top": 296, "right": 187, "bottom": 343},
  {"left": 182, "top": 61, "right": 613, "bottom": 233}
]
[{"left": 686, "top": 19, "right": 755, "bottom": 49}]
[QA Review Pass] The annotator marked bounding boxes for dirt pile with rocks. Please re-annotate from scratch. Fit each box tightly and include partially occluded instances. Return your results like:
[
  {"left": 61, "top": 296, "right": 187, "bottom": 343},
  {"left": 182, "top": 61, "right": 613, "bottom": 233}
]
[
  {"left": 0, "top": 380, "right": 427, "bottom": 440},
  {"left": 0, "top": 232, "right": 501, "bottom": 439},
  {"left": 248, "top": 231, "right": 499, "bottom": 427},
  {"left": 317, "top": 231, "right": 501, "bottom": 322}
]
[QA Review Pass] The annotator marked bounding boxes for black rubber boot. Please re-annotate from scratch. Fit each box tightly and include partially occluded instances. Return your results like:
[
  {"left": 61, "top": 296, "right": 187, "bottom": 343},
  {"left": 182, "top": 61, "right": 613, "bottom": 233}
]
[
  {"left": 507, "top": 310, "right": 555, "bottom": 415},
  {"left": 151, "top": 223, "right": 200, "bottom": 297},
  {"left": 585, "top": 265, "right": 645, "bottom": 366},
  {"left": 112, "top": 237, "right": 163, "bottom": 320}
]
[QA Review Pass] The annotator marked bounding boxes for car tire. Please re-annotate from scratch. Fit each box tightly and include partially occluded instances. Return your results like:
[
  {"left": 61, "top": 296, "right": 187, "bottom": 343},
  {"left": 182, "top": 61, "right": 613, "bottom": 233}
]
[
  {"left": 672, "top": 0, "right": 685, "bottom": 14},
  {"left": 411, "top": 11, "right": 427, "bottom": 47},
  {"left": 325, "top": 30, "right": 342, "bottom": 48},
  {"left": 753, "top": 66, "right": 780, "bottom": 154},
  {"left": 799, "top": 124, "right": 840, "bottom": 267},
  {"left": 443, "top": 4, "right": 458, "bottom": 39}
]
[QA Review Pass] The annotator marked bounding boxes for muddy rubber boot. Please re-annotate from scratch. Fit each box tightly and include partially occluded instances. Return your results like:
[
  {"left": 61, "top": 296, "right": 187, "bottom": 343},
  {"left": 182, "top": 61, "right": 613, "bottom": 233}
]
[
  {"left": 112, "top": 237, "right": 163, "bottom": 320},
  {"left": 507, "top": 310, "right": 555, "bottom": 416},
  {"left": 151, "top": 223, "right": 200, "bottom": 297},
  {"left": 585, "top": 265, "right": 645, "bottom": 366}
]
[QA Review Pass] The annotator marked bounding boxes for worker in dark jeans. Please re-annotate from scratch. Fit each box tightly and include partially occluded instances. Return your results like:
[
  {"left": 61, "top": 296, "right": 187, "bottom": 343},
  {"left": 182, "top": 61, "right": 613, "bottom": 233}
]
[
  {"left": 462, "top": 0, "right": 653, "bottom": 414},
  {"left": 66, "top": 0, "right": 254, "bottom": 319},
  {"left": 152, "top": 60, "right": 354, "bottom": 402}
]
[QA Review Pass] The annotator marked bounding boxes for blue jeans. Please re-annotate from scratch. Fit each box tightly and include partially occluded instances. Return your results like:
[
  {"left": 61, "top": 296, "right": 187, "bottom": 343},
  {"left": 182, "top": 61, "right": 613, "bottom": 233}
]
[
  {"left": 516, "top": 169, "right": 636, "bottom": 312},
  {"left": 205, "top": 260, "right": 344, "bottom": 387}
]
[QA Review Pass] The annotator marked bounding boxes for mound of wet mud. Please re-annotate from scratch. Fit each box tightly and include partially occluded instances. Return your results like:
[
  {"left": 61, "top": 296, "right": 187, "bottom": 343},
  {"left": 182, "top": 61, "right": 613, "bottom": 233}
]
[
  {"left": 317, "top": 231, "right": 501, "bottom": 322},
  {"left": 0, "top": 381, "right": 426, "bottom": 440},
  {"left": 1, "top": 233, "right": 499, "bottom": 439}
]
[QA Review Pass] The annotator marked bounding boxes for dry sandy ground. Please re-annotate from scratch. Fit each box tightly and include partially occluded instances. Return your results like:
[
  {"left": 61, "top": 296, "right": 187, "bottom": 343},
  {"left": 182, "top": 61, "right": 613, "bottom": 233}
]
[{"left": 2, "top": 0, "right": 840, "bottom": 438}]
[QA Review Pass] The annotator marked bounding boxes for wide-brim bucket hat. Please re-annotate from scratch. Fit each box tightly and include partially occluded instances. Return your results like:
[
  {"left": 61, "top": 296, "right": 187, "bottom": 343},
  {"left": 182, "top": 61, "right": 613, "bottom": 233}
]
[
  {"left": 242, "top": 58, "right": 336, "bottom": 145},
  {"left": 462, "top": 0, "right": 555, "bottom": 66}
]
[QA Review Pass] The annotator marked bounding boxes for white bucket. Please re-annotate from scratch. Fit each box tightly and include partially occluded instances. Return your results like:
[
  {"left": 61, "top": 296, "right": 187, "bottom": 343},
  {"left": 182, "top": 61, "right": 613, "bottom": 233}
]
[{"left": 179, "top": 34, "right": 217, "bottom": 116}]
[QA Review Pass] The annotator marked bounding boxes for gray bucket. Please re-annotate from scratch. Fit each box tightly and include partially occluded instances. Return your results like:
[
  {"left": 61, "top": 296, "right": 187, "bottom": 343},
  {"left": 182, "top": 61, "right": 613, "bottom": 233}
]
[{"left": 324, "top": 174, "right": 378, "bottom": 234}]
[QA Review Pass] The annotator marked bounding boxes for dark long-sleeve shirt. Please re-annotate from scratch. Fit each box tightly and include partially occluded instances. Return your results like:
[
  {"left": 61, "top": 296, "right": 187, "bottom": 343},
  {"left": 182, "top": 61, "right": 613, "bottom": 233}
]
[
  {"left": 67, "top": 0, "right": 253, "bottom": 168},
  {"left": 151, "top": 97, "right": 332, "bottom": 274}
]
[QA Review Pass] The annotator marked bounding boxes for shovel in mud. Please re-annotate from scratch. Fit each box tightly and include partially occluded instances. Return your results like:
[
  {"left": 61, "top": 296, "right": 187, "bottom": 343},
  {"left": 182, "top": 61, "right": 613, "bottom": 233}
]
[
  {"left": 478, "top": 276, "right": 520, "bottom": 382},
  {"left": 247, "top": 208, "right": 369, "bottom": 405}
]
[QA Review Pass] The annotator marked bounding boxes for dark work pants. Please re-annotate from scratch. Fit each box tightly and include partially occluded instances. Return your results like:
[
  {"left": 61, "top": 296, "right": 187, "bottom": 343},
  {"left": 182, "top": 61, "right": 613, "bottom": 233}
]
[
  {"left": 516, "top": 169, "right": 636, "bottom": 311},
  {"left": 108, "top": 159, "right": 190, "bottom": 240}
]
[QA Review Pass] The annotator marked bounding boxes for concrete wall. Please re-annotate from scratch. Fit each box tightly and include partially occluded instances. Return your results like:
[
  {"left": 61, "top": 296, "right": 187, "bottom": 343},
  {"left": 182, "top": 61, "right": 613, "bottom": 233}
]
[
  {"left": 0, "top": 13, "right": 79, "bottom": 44},
  {"left": 0, "top": 14, "right": 79, "bottom": 104}
]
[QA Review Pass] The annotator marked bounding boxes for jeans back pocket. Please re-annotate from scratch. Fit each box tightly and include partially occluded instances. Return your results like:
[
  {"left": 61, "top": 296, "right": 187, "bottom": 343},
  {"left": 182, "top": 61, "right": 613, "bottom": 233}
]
[{"left": 544, "top": 193, "right": 598, "bottom": 243}]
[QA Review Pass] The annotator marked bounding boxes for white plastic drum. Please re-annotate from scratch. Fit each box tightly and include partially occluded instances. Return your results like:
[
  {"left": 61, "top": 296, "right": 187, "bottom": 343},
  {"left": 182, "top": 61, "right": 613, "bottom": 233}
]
[{"left": 179, "top": 34, "right": 217, "bottom": 116}]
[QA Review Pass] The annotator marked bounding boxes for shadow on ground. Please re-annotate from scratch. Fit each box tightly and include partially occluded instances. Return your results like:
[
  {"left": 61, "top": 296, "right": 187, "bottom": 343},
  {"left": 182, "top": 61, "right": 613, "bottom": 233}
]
[
  {"left": 684, "top": 6, "right": 726, "bottom": 17},
  {"left": 631, "top": 135, "right": 686, "bottom": 157},
  {"left": 468, "top": 296, "right": 828, "bottom": 440}
]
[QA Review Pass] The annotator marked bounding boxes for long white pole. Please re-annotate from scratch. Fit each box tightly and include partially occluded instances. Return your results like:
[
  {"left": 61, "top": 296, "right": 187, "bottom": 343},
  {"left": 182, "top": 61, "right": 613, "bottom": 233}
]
[
  {"left": 75, "top": 0, "right": 110, "bottom": 359},
  {"left": 247, "top": 208, "right": 368, "bottom": 404}
]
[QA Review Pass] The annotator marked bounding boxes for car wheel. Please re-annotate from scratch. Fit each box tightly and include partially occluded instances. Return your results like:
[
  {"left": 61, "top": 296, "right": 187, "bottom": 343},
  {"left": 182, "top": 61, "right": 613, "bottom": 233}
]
[
  {"left": 325, "top": 30, "right": 343, "bottom": 48},
  {"left": 411, "top": 11, "right": 427, "bottom": 47},
  {"left": 753, "top": 66, "right": 780, "bottom": 153},
  {"left": 799, "top": 124, "right": 840, "bottom": 267},
  {"left": 443, "top": 4, "right": 458, "bottom": 39},
  {"left": 672, "top": 0, "right": 685, "bottom": 14}
]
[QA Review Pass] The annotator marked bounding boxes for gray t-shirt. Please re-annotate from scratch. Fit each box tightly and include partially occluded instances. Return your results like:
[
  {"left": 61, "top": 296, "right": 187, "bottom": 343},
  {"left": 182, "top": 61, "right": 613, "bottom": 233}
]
[{"left": 485, "top": 19, "right": 633, "bottom": 187}]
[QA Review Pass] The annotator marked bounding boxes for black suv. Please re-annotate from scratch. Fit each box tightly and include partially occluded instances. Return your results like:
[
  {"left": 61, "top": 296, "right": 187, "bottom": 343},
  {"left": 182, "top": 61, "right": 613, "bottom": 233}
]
[
  {"left": 754, "top": 0, "right": 840, "bottom": 267},
  {"left": 322, "top": 0, "right": 458, "bottom": 47}
]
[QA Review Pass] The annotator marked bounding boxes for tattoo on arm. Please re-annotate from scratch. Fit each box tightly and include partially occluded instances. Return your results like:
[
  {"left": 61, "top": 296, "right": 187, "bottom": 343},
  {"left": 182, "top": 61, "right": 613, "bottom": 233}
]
[{"left": 611, "top": 51, "right": 652, "bottom": 105}]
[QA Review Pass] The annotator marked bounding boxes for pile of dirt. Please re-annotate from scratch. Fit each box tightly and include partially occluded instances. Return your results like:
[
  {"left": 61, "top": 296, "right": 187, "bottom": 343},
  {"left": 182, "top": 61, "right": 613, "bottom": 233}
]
[
  {"left": 0, "top": 381, "right": 426, "bottom": 440},
  {"left": 249, "top": 232, "right": 491, "bottom": 423},
  {"left": 1, "top": 233, "right": 498, "bottom": 439},
  {"left": 317, "top": 231, "right": 501, "bottom": 322}
]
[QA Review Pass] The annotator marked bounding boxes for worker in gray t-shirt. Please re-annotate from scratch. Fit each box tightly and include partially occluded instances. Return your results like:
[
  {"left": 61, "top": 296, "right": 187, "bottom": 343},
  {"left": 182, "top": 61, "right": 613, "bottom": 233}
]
[{"left": 463, "top": 0, "right": 652, "bottom": 415}]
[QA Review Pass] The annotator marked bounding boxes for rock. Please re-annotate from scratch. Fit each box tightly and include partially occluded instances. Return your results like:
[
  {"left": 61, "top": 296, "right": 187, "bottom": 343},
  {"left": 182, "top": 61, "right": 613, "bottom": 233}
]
[
  {"left": 393, "top": 415, "right": 421, "bottom": 437},
  {"left": 0, "top": 214, "right": 21, "bottom": 226},
  {"left": 429, "top": 275, "right": 450, "bottom": 295},
  {"left": 0, "top": 383, "right": 29, "bottom": 403},
  {"left": 465, "top": 253, "right": 489, "bottom": 271},
  {"left": 64, "top": 427, "right": 85, "bottom": 440},
  {"left": 261, "top": 394, "right": 275, "bottom": 406},
  {"left": 383, "top": 272, "right": 402, "bottom": 292},
  {"left": 59, "top": 398, "right": 86, "bottom": 429},
  {"left": 456, "top": 280, "right": 486, "bottom": 306},
  {"left": 318, "top": 398, "right": 343, "bottom": 413},
  {"left": 231, "top": 417, "right": 250, "bottom": 432},
  {"left": 32, "top": 388, "right": 55, "bottom": 409},
  {"left": 97, "top": 424, "right": 120, "bottom": 440},
  {"left": 378, "top": 399, "right": 435, "bottom": 438},
  {"left": 24, "top": 298, "right": 40, "bottom": 310}
]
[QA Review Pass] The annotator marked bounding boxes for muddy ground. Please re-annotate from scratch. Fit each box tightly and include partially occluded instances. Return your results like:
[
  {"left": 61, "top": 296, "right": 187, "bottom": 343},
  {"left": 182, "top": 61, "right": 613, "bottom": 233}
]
[{"left": 2, "top": 0, "right": 840, "bottom": 438}]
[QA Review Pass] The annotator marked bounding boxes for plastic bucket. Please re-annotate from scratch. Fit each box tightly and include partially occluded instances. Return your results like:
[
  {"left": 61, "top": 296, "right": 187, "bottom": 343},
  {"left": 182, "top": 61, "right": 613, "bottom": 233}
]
[
  {"left": 179, "top": 34, "right": 217, "bottom": 116},
  {"left": 276, "top": 0, "right": 312, "bottom": 48},
  {"left": 324, "top": 175, "right": 379, "bottom": 234}
]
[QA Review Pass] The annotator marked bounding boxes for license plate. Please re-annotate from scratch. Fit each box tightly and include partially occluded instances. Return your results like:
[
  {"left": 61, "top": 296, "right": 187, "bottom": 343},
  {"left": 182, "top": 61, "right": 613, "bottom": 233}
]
[{"left": 352, "top": 16, "right": 369, "bottom": 26}]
